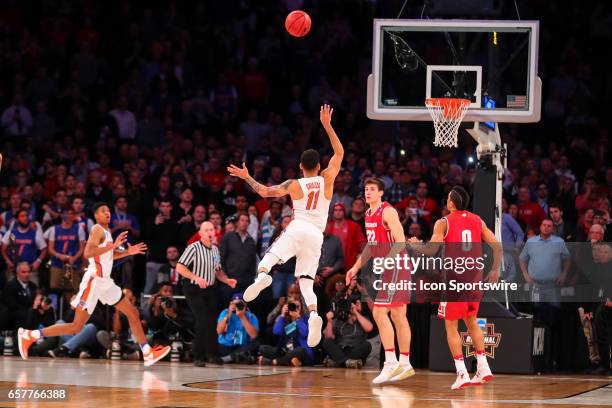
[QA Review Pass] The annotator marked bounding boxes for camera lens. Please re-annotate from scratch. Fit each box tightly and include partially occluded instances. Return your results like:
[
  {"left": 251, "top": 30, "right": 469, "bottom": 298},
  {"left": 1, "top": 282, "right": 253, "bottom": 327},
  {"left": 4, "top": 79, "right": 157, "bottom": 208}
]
[
  {"left": 288, "top": 302, "right": 297, "bottom": 312},
  {"left": 236, "top": 301, "right": 245, "bottom": 311}
]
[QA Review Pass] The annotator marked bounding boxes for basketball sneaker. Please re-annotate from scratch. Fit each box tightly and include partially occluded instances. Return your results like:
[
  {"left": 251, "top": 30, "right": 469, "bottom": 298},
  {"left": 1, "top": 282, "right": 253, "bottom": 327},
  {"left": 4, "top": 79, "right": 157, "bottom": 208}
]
[
  {"left": 451, "top": 370, "right": 472, "bottom": 390},
  {"left": 471, "top": 365, "right": 493, "bottom": 385},
  {"left": 307, "top": 313, "right": 323, "bottom": 347},
  {"left": 244, "top": 273, "right": 273, "bottom": 302},
  {"left": 17, "top": 328, "right": 37, "bottom": 360},
  {"left": 143, "top": 345, "right": 171, "bottom": 367},
  {"left": 389, "top": 364, "right": 416, "bottom": 381},
  {"left": 345, "top": 359, "right": 363, "bottom": 369},
  {"left": 372, "top": 362, "right": 402, "bottom": 384}
]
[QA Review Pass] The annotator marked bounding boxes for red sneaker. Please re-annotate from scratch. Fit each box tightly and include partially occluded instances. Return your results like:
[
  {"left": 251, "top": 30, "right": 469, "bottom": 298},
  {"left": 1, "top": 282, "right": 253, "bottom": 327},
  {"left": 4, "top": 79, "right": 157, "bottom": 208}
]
[
  {"left": 143, "top": 345, "right": 171, "bottom": 367},
  {"left": 17, "top": 328, "right": 37, "bottom": 360}
]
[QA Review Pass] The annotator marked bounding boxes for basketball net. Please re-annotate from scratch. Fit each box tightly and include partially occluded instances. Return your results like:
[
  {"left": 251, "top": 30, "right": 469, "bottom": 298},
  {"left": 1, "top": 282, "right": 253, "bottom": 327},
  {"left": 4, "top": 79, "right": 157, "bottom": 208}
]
[{"left": 425, "top": 98, "right": 471, "bottom": 148}]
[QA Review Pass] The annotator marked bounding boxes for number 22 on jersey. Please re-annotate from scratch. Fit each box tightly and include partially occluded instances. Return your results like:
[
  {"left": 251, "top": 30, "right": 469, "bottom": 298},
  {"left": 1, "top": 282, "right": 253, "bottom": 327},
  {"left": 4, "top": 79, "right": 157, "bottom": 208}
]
[{"left": 305, "top": 190, "right": 320, "bottom": 210}]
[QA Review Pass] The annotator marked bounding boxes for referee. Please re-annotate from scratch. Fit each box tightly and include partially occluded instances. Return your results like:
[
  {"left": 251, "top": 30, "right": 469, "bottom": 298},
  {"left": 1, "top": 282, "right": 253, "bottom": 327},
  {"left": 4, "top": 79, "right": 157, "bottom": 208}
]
[{"left": 176, "top": 221, "right": 237, "bottom": 367}]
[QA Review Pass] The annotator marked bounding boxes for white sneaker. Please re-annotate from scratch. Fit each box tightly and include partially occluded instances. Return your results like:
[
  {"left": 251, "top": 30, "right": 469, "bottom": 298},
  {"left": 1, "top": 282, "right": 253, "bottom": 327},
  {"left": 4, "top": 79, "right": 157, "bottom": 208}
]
[
  {"left": 307, "top": 314, "right": 323, "bottom": 347},
  {"left": 389, "top": 364, "right": 415, "bottom": 381},
  {"left": 451, "top": 371, "right": 472, "bottom": 390},
  {"left": 372, "top": 362, "right": 402, "bottom": 384},
  {"left": 471, "top": 365, "right": 493, "bottom": 385},
  {"left": 243, "top": 273, "right": 273, "bottom": 302}
]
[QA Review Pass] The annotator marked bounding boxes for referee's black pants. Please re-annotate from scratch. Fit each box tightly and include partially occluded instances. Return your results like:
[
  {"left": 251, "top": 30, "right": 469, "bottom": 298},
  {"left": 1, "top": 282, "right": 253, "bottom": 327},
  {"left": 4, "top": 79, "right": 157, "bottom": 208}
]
[{"left": 183, "top": 283, "right": 218, "bottom": 360}]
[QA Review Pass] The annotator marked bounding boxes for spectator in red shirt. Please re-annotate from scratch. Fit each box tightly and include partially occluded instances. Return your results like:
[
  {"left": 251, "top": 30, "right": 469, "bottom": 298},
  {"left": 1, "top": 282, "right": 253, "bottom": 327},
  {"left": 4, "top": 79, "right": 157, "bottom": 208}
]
[
  {"left": 326, "top": 203, "right": 365, "bottom": 271},
  {"left": 394, "top": 181, "right": 438, "bottom": 225},
  {"left": 187, "top": 210, "right": 224, "bottom": 246},
  {"left": 202, "top": 157, "right": 225, "bottom": 191},
  {"left": 575, "top": 178, "right": 601, "bottom": 225},
  {"left": 241, "top": 58, "right": 268, "bottom": 105},
  {"left": 517, "top": 187, "right": 546, "bottom": 229}
]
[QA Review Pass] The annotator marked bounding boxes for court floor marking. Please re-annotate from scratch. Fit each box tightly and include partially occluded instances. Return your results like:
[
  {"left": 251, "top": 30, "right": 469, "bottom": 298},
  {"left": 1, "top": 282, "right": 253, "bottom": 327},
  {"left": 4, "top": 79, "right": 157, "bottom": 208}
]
[{"left": 179, "top": 383, "right": 612, "bottom": 406}]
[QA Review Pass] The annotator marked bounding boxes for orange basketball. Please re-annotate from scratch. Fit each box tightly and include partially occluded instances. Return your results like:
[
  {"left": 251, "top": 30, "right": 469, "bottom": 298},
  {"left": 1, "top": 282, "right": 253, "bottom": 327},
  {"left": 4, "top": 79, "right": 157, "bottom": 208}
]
[{"left": 285, "top": 10, "right": 311, "bottom": 38}]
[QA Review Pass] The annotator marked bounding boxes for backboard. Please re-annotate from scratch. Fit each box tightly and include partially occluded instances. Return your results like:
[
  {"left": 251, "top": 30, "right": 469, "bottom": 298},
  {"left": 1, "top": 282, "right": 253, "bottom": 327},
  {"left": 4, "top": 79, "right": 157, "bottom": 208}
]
[{"left": 367, "top": 19, "right": 541, "bottom": 123}]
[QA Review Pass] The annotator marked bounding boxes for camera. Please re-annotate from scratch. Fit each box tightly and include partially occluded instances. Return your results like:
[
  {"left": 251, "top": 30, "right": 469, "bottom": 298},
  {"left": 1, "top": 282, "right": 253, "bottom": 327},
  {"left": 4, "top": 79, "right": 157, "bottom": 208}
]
[
  {"left": 159, "top": 296, "right": 175, "bottom": 309},
  {"left": 235, "top": 300, "right": 246, "bottom": 311},
  {"left": 287, "top": 302, "right": 298, "bottom": 312},
  {"left": 39, "top": 296, "right": 52, "bottom": 309},
  {"left": 331, "top": 297, "right": 352, "bottom": 321}
]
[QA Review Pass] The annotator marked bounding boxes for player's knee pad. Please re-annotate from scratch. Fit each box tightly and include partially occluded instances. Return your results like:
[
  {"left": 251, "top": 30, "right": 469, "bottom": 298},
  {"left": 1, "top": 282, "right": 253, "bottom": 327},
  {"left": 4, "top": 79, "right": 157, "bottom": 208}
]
[
  {"left": 298, "top": 275, "right": 317, "bottom": 308},
  {"left": 258, "top": 252, "right": 280, "bottom": 274}
]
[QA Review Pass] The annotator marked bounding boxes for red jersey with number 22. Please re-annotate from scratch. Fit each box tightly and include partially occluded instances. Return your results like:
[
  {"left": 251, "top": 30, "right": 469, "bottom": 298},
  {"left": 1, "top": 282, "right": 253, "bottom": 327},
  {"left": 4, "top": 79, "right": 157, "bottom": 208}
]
[
  {"left": 365, "top": 201, "right": 393, "bottom": 246},
  {"left": 365, "top": 202, "right": 410, "bottom": 306}
]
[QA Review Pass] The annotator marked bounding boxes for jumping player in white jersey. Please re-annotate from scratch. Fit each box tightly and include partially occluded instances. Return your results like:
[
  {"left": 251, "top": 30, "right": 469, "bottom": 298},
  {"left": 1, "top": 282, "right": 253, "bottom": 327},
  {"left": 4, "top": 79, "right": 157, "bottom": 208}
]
[
  {"left": 17, "top": 202, "right": 171, "bottom": 366},
  {"left": 227, "top": 104, "right": 343, "bottom": 347}
]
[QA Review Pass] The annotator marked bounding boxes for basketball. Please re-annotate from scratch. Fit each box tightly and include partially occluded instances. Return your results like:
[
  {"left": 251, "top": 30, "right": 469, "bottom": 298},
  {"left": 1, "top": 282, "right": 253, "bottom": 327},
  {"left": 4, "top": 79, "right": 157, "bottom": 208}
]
[{"left": 285, "top": 10, "right": 311, "bottom": 37}]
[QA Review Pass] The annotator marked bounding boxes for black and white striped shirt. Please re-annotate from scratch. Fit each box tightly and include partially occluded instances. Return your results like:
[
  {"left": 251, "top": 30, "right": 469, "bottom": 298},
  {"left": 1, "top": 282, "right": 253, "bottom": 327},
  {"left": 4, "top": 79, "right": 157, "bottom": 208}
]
[{"left": 177, "top": 241, "right": 221, "bottom": 285}]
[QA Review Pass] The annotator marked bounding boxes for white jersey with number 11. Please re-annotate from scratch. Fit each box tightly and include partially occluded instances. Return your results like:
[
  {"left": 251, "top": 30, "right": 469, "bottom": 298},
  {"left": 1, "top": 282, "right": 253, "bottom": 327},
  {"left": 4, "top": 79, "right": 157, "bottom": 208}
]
[{"left": 292, "top": 176, "right": 330, "bottom": 232}]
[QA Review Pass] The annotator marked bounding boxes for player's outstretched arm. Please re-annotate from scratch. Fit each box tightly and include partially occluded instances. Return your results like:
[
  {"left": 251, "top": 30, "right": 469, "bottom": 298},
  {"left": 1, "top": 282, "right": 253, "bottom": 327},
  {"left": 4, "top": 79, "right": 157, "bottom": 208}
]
[
  {"left": 227, "top": 162, "right": 298, "bottom": 198},
  {"left": 319, "top": 104, "right": 344, "bottom": 181},
  {"left": 381, "top": 206, "right": 407, "bottom": 259},
  {"left": 481, "top": 221, "right": 501, "bottom": 283},
  {"left": 346, "top": 244, "right": 372, "bottom": 285}
]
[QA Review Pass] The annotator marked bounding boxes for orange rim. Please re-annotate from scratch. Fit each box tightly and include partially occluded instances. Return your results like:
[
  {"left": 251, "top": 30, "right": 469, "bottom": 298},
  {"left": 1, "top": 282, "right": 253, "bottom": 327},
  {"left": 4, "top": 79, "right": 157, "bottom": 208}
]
[{"left": 425, "top": 98, "right": 471, "bottom": 119}]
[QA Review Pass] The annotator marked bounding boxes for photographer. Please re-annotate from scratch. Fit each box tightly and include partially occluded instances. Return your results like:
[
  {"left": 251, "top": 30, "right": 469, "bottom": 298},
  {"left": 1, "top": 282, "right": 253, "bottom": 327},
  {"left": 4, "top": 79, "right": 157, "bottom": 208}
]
[
  {"left": 96, "top": 289, "right": 143, "bottom": 360},
  {"left": 216, "top": 293, "right": 260, "bottom": 364},
  {"left": 3, "top": 262, "right": 39, "bottom": 329},
  {"left": 322, "top": 295, "right": 373, "bottom": 368},
  {"left": 28, "top": 291, "right": 56, "bottom": 330},
  {"left": 259, "top": 300, "right": 313, "bottom": 367},
  {"left": 148, "top": 282, "right": 193, "bottom": 345},
  {"left": 37, "top": 295, "right": 105, "bottom": 359}
]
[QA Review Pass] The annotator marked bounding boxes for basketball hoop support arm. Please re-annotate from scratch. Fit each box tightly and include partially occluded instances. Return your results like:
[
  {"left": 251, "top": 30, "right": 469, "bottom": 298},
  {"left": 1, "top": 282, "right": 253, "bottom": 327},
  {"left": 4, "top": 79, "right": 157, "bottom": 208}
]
[
  {"left": 467, "top": 122, "right": 507, "bottom": 303},
  {"left": 467, "top": 122, "right": 505, "bottom": 240}
]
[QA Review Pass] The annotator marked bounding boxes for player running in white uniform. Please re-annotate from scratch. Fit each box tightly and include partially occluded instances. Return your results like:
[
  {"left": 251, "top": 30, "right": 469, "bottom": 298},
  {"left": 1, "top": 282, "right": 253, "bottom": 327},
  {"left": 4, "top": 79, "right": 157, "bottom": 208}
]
[
  {"left": 17, "top": 202, "right": 171, "bottom": 366},
  {"left": 227, "top": 104, "right": 343, "bottom": 347}
]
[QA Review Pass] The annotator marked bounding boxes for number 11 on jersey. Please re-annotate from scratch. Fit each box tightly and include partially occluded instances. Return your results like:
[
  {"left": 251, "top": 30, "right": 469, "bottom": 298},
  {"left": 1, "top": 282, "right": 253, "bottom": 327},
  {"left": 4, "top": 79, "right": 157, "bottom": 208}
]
[{"left": 306, "top": 190, "right": 320, "bottom": 210}]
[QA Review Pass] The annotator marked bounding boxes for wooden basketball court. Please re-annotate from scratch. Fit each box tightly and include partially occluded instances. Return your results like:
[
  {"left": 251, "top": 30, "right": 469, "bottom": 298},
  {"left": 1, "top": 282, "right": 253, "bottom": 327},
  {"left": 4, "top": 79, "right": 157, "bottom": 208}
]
[{"left": 0, "top": 357, "right": 610, "bottom": 407}]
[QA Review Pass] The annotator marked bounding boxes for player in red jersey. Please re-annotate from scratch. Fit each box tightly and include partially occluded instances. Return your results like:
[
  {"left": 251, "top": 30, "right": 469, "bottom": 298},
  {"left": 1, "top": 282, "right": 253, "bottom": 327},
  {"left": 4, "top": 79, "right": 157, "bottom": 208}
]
[
  {"left": 409, "top": 186, "right": 501, "bottom": 390},
  {"left": 346, "top": 178, "right": 414, "bottom": 384}
]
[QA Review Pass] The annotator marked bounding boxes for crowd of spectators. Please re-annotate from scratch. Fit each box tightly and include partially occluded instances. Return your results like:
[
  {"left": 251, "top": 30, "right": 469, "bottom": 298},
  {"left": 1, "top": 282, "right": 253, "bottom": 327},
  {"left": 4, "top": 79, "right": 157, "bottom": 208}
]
[{"left": 0, "top": 1, "right": 610, "bottom": 373}]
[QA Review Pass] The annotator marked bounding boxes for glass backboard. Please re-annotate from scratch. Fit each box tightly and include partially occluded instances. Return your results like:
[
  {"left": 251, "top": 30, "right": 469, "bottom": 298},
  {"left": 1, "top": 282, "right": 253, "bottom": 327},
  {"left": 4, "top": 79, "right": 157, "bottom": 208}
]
[{"left": 367, "top": 19, "right": 541, "bottom": 123}]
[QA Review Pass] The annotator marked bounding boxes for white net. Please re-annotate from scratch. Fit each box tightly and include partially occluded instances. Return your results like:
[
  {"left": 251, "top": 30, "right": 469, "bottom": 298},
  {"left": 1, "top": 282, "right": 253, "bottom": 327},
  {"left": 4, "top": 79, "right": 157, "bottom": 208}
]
[{"left": 425, "top": 98, "right": 471, "bottom": 148}]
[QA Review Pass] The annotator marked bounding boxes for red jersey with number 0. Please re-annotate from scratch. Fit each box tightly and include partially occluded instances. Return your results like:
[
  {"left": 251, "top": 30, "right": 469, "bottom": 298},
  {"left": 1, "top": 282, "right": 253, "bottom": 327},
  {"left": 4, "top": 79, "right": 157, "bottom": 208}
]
[
  {"left": 443, "top": 210, "right": 483, "bottom": 301},
  {"left": 444, "top": 210, "right": 482, "bottom": 245}
]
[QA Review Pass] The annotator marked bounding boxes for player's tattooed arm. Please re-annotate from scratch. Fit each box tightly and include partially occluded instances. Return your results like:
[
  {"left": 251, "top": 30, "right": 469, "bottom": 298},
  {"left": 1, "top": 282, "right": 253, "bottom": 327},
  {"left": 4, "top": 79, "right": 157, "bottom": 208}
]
[
  {"left": 228, "top": 162, "right": 295, "bottom": 197},
  {"left": 246, "top": 177, "right": 295, "bottom": 198}
]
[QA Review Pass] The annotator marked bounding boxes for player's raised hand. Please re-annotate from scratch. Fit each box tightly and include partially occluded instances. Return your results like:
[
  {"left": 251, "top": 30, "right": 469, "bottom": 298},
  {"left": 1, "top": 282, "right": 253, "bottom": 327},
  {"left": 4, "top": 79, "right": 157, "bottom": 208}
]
[
  {"left": 112, "top": 231, "right": 129, "bottom": 249},
  {"left": 127, "top": 242, "right": 148, "bottom": 255},
  {"left": 227, "top": 162, "right": 250, "bottom": 180},
  {"left": 320, "top": 104, "right": 333, "bottom": 127}
]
